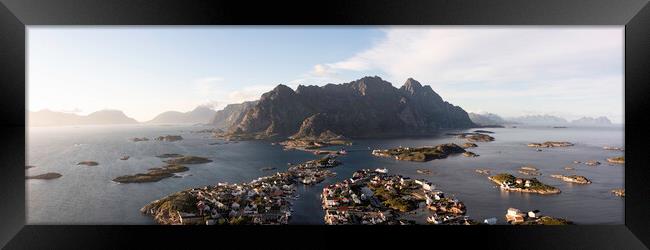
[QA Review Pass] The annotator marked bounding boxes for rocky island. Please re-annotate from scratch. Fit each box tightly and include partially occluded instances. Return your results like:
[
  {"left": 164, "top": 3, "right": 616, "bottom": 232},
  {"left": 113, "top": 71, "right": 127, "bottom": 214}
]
[
  {"left": 518, "top": 166, "right": 541, "bottom": 176},
  {"left": 371, "top": 143, "right": 466, "bottom": 162},
  {"left": 416, "top": 169, "right": 433, "bottom": 175},
  {"left": 279, "top": 130, "right": 351, "bottom": 155},
  {"left": 155, "top": 135, "right": 183, "bottom": 142},
  {"left": 462, "top": 151, "right": 479, "bottom": 157},
  {"left": 489, "top": 173, "right": 561, "bottom": 194},
  {"left": 475, "top": 169, "right": 492, "bottom": 175},
  {"left": 77, "top": 161, "right": 99, "bottom": 166},
  {"left": 322, "top": 169, "right": 475, "bottom": 225},
  {"left": 527, "top": 141, "right": 574, "bottom": 148},
  {"left": 611, "top": 189, "right": 625, "bottom": 197},
  {"left": 603, "top": 146, "right": 624, "bottom": 151},
  {"left": 156, "top": 153, "right": 185, "bottom": 158},
  {"left": 26, "top": 172, "right": 62, "bottom": 180},
  {"left": 163, "top": 156, "right": 212, "bottom": 165},
  {"left": 113, "top": 165, "right": 189, "bottom": 183},
  {"left": 452, "top": 132, "right": 495, "bottom": 142},
  {"left": 550, "top": 174, "right": 592, "bottom": 184},
  {"left": 607, "top": 156, "right": 624, "bottom": 164},
  {"left": 505, "top": 208, "right": 572, "bottom": 225}
]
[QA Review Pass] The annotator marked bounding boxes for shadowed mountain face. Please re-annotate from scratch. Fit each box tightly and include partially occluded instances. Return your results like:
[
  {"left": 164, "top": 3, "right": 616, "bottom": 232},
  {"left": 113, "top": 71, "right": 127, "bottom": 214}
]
[
  {"left": 28, "top": 109, "right": 138, "bottom": 127},
  {"left": 147, "top": 106, "right": 216, "bottom": 124},
  {"left": 230, "top": 76, "right": 475, "bottom": 138},
  {"left": 209, "top": 101, "right": 258, "bottom": 129}
]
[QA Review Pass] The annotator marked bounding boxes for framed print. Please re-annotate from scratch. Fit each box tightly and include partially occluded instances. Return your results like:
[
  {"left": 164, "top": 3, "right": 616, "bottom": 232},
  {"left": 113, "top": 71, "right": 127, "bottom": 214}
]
[{"left": 0, "top": 0, "right": 649, "bottom": 249}]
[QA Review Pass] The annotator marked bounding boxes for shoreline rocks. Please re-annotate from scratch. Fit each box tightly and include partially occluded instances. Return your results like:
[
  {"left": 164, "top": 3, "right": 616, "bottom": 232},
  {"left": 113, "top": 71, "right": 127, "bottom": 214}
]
[
  {"left": 26, "top": 172, "right": 62, "bottom": 180},
  {"left": 462, "top": 142, "right": 478, "bottom": 148}
]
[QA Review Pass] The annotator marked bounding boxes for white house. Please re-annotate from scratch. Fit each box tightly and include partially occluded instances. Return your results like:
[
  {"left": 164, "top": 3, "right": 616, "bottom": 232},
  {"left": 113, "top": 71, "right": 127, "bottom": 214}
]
[
  {"left": 528, "top": 210, "right": 542, "bottom": 218},
  {"left": 507, "top": 208, "right": 521, "bottom": 216},
  {"left": 415, "top": 179, "right": 433, "bottom": 191}
]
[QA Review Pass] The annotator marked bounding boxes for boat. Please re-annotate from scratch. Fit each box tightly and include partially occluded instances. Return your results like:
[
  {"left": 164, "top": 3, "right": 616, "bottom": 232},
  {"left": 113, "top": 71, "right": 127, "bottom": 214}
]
[
  {"left": 374, "top": 168, "right": 388, "bottom": 174},
  {"left": 338, "top": 148, "right": 348, "bottom": 155}
]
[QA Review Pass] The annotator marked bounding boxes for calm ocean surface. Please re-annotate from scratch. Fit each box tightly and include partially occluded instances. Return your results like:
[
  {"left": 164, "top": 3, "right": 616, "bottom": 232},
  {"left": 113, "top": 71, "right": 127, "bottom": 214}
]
[{"left": 27, "top": 124, "right": 624, "bottom": 225}]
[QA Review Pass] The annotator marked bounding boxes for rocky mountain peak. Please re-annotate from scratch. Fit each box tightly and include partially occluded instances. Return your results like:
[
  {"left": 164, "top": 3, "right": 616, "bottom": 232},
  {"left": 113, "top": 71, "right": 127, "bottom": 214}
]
[
  {"left": 402, "top": 78, "right": 423, "bottom": 91},
  {"left": 260, "top": 84, "right": 296, "bottom": 101},
  {"left": 349, "top": 76, "right": 393, "bottom": 96},
  {"left": 228, "top": 76, "right": 475, "bottom": 138}
]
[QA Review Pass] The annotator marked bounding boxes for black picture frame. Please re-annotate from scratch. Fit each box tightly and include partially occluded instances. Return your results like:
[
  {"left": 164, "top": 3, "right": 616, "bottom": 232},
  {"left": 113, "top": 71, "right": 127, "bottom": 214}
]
[{"left": 1, "top": 0, "right": 649, "bottom": 249}]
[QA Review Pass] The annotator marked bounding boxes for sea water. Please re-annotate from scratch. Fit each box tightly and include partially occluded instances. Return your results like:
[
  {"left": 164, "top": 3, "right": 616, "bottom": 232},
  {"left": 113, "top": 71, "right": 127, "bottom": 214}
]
[{"left": 27, "top": 124, "right": 624, "bottom": 225}]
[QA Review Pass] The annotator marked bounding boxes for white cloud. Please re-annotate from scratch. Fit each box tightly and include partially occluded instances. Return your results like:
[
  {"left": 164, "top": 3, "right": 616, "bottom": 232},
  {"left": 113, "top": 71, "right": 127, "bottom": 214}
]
[
  {"left": 227, "top": 85, "right": 274, "bottom": 103},
  {"left": 314, "top": 27, "right": 624, "bottom": 122}
]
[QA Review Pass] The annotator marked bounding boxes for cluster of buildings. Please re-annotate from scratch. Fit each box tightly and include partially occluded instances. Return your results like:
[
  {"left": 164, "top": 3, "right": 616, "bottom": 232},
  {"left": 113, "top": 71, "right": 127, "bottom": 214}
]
[
  {"left": 145, "top": 157, "right": 344, "bottom": 225},
  {"left": 177, "top": 172, "right": 296, "bottom": 225},
  {"left": 287, "top": 156, "right": 340, "bottom": 185},
  {"left": 500, "top": 178, "right": 535, "bottom": 189},
  {"left": 321, "top": 169, "right": 473, "bottom": 225},
  {"left": 505, "top": 207, "right": 543, "bottom": 224}
]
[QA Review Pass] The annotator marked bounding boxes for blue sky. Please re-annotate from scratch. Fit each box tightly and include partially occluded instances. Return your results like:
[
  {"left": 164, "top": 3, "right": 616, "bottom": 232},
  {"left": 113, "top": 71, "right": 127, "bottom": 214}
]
[{"left": 28, "top": 27, "right": 623, "bottom": 123}]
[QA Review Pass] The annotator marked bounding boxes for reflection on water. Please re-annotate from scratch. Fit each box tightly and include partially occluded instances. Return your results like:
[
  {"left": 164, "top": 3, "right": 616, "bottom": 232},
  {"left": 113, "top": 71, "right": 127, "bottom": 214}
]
[{"left": 27, "top": 124, "right": 624, "bottom": 225}]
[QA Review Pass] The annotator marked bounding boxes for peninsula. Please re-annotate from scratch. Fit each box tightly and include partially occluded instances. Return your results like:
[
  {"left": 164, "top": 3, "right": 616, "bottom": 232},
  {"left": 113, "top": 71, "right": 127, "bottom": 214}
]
[{"left": 141, "top": 157, "right": 342, "bottom": 224}]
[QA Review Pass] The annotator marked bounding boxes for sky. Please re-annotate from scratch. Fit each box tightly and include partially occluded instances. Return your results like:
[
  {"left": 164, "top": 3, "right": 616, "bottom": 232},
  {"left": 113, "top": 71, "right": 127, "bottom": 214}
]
[{"left": 28, "top": 27, "right": 624, "bottom": 123}]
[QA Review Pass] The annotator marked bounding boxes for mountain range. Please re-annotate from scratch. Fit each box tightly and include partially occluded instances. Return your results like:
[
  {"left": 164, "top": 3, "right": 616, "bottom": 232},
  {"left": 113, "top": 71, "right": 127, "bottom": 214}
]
[
  {"left": 571, "top": 116, "right": 612, "bottom": 126},
  {"left": 469, "top": 113, "right": 614, "bottom": 127},
  {"left": 28, "top": 109, "right": 139, "bottom": 127},
  {"left": 146, "top": 106, "right": 217, "bottom": 124},
  {"left": 227, "top": 76, "right": 475, "bottom": 139}
]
